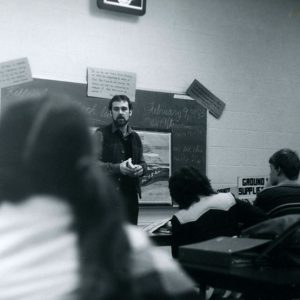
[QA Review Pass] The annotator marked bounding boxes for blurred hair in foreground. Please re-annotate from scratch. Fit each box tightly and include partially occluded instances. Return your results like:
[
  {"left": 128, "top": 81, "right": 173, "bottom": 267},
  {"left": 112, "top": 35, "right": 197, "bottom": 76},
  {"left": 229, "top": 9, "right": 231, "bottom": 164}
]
[{"left": 0, "top": 88, "right": 133, "bottom": 300}]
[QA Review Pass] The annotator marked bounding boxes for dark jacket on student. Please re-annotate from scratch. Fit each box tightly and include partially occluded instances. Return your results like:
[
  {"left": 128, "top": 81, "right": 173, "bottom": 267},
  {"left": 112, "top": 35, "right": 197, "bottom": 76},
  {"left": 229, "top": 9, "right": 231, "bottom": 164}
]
[
  {"left": 254, "top": 183, "right": 300, "bottom": 214},
  {"left": 171, "top": 192, "right": 267, "bottom": 258}
]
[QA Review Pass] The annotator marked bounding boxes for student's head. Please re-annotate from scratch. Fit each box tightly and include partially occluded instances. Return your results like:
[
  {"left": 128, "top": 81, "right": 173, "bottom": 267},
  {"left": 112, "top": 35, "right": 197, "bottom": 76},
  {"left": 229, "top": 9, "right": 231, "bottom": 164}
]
[
  {"left": 0, "top": 88, "right": 134, "bottom": 300},
  {"left": 0, "top": 89, "right": 93, "bottom": 201},
  {"left": 168, "top": 166, "right": 215, "bottom": 209},
  {"left": 268, "top": 148, "right": 300, "bottom": 185},
  {"left": 108, "top": 95, "right": 133, "bottom": 128}
]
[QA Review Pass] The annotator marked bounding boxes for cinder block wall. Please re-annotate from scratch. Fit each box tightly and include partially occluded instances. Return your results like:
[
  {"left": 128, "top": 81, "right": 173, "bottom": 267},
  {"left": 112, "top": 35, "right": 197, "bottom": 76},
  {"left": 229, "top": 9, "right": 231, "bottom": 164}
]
[{"left": 1, "top": 0, "right": 299, "bottom": 189}]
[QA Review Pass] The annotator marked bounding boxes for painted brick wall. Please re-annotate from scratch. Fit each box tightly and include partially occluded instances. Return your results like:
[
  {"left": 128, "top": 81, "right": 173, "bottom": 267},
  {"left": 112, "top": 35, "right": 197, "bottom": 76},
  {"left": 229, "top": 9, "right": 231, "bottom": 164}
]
[{"left": 0, "top": 0, "right": 299, "bottom": 189}]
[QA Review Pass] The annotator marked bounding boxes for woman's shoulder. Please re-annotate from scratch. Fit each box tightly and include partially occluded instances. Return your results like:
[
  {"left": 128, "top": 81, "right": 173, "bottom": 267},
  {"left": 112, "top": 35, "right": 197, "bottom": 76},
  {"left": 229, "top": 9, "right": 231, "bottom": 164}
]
[{"left": 174, "top": 192, "right": 236, "bottom": 224}]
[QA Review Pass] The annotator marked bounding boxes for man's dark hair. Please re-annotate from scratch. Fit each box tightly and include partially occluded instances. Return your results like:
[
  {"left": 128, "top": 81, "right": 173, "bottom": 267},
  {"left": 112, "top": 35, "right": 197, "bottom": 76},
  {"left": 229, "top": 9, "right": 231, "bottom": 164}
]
[
  {"left": 269, "top": 148, "right": 300, "bottom": 180},
  {"left": 168, "top": 166, "right": 216, "bottom": 209},
  {"left": 108, "top": 95, "right": 132, "bottom": 111}
]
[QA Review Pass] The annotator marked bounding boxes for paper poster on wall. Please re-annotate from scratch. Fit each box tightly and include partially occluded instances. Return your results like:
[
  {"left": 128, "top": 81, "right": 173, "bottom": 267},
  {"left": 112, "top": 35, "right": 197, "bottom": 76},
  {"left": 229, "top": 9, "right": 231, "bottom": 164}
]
[
  {"left": 87, "top": 67, "right": 136, "bottom": 101},
  {"left": 186, "top": 79, "right": 225, "bottom": 118},
  {"left": 137, "top": 130, "right": 172, "bottom": 205},
  {"left": 237, "top": 175, "right": 269, "bottom": 202},
  {"left": 0, "top": 57, "right": 32, "bottom": 89}
]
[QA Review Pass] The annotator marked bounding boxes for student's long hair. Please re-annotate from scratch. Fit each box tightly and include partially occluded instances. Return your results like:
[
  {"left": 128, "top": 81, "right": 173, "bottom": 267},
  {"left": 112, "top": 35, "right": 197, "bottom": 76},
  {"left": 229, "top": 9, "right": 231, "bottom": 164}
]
[
  {"left": 0, "top": 89, "right": 137, "bottom": 300},
  {"left": 169, "top": 166, "right": 216, "bottom": 209}
]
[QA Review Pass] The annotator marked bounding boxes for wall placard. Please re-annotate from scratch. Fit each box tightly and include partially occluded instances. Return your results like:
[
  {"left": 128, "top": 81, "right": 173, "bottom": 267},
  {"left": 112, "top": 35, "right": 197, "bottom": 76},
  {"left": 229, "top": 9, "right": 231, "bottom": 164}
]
[
  {"left": 237, "top": 175, "right": 269, "bottom": 202},
  {"left": 87, "top": 67, "right": 136, "bottom": 101},
  {"left": 0, "top": 57, "right": 32, "bottom": 88}
]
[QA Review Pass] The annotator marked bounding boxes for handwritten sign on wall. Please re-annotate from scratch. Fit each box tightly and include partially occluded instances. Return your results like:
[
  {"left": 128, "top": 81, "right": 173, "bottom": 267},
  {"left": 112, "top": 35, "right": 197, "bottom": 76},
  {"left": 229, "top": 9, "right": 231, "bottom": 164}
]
[
  {"left": 87, "top": 67, "right": 136, "bottom": 101},
  {"left": 187, "top": 79, "right": 225, "bottom": 119},
  {"left": 0, "top": 57, "right": 32, "bottom": 88}
]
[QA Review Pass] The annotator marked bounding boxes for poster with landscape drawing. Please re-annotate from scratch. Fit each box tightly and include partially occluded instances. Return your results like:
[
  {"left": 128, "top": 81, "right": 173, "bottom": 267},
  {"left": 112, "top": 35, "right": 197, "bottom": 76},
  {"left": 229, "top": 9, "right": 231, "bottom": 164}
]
[{"left": 136, "top": 130, "right": 171, "bottom": 204}]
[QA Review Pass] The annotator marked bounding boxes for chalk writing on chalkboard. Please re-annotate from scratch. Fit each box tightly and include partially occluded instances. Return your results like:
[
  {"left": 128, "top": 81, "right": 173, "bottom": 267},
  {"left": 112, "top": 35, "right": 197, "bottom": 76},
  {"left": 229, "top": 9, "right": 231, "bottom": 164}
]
[
  {"left": 171, "top": 125, "right": 205, "bottom": 171},
  {"left": 135, "top": 101, "right": 206, "bottom": 131},
  {"left": 87, "top": 67, "right": 136, "bottom": 101}
]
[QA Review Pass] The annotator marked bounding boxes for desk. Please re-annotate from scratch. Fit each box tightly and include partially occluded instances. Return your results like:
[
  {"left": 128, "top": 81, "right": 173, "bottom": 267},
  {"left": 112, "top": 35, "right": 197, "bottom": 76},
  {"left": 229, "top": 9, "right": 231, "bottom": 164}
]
[
  {"left": 179, "top": 261, "right": 300, "bottom": 299},
  {"left": 139, "top": 206, "right": 178, "bottom": 227},
  {"left": 139, "top": 206, "right": 176, "bottom": 246},
  {"left": 141, "top": 219, "right": 172, "bottom": 246},
  {"left": 148, "top": 231, "right": 172, "bottom": 246}
]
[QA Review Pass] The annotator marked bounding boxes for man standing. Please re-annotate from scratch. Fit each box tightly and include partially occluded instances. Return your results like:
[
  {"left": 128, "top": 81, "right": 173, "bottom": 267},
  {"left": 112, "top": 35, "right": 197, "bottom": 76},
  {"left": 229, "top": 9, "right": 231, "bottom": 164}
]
[
  {"left": 254, "top": 148, "right": 300, "bottom": 213},
  {"left": 94, "top": 95, "right": 147, "bottom": 224}
]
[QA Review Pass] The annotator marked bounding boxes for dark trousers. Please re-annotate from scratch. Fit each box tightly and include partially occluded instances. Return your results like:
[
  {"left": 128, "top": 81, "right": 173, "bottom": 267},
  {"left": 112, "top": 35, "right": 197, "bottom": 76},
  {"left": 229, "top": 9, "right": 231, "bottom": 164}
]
[{"left": 121, "top": 187, "right": 139, "bottom": 225}]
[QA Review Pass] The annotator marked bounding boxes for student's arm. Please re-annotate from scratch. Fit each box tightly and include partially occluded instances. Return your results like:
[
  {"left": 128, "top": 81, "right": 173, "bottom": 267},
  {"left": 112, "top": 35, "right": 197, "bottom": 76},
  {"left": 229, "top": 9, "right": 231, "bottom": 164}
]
[
  {"left": 171, "top": 216, "right": 183, "bottom": 259},
  {"left": 235, "top": 198, "right": 268, "bottom": 229},
  {"left": 253, "top": 191, "right": 266, "bottom": 211}
]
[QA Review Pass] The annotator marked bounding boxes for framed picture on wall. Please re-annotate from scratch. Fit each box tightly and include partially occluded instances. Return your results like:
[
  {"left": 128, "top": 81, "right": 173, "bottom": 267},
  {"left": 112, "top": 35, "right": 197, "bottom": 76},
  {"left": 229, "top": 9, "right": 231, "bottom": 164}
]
[
  {"left": 136, "top": 129, "right": 172, "bottom": 205},
  {"left": 97, "top": 0, "right": 146, "bottom": 16}
]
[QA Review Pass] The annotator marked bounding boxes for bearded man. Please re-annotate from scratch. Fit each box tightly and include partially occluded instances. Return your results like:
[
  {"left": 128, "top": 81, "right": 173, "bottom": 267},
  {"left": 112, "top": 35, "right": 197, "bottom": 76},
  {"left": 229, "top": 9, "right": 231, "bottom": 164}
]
[{"left": 94, "top": 95, "right": 147, "bottom": 224}]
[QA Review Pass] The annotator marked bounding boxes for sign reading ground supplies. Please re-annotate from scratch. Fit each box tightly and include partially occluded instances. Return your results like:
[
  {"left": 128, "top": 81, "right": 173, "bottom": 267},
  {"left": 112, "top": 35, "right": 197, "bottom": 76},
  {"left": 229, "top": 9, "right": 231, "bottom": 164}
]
[{"left": 237, "top": 176, "right": 269, "bottom": 201}]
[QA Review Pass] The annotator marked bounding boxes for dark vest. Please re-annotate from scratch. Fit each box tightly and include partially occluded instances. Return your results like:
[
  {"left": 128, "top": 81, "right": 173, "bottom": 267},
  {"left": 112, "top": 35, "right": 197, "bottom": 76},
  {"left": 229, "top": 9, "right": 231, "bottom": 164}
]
[{"left": 99, "top": 124, "right": 143, "bottom": 196}]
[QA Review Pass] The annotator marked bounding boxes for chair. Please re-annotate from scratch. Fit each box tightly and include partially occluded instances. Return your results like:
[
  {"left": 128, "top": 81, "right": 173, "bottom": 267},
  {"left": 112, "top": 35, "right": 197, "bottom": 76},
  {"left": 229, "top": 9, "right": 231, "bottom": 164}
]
[{"left": 268, "top": 203, "right": 300, "bottom": 218}]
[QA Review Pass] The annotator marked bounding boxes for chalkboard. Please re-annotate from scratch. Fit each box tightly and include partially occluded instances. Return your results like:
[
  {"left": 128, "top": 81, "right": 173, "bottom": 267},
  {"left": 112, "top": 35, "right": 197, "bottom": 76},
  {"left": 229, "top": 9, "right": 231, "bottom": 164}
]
[{"left": 1, "top": 78, "right": 207, "bottom": 174}]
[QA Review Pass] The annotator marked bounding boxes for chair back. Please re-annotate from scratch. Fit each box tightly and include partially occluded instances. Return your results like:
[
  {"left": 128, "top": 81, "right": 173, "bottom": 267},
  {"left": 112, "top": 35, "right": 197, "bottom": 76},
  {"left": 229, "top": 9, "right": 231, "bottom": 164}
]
[{"left": 268, "top": 202, "right": 300, "bottom": 218}]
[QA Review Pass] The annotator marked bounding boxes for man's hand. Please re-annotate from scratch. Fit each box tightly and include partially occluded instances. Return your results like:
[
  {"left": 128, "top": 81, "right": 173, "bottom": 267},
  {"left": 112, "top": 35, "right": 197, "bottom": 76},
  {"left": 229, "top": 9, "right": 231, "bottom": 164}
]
[
  {"left": 120, "top": 158, "right": 143, "bottom": 177},
  {"left": 120, "top": 160, "right": 134, "bottom": 175},
  {"left": 130, "top": 164, "right": 143, "bottom": 177}
]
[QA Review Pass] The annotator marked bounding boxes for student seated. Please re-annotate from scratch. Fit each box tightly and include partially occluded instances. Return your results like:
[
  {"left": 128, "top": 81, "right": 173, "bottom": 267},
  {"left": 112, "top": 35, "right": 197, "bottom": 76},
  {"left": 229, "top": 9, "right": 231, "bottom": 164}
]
[
  {"left": 0, "top": 90, "right": 198, "bottom": 300},
  {"left": 169, "top": 167, "right": 267, "bottom": 258},
  {"left": 254, "top": 148, "right": 300, "bottom": 213}
]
